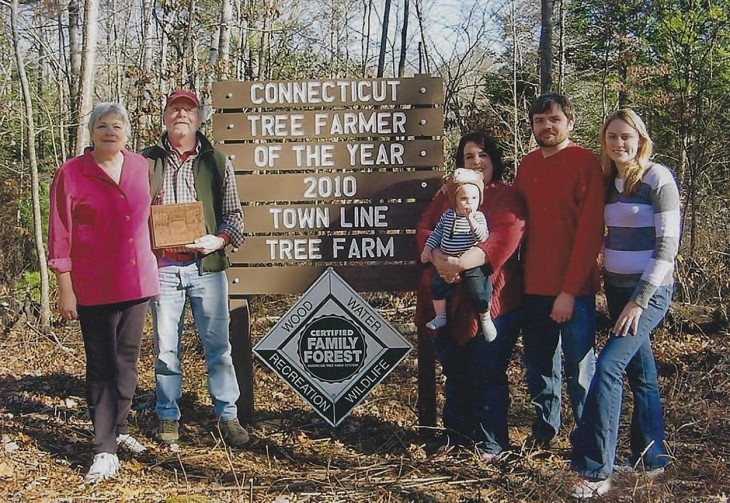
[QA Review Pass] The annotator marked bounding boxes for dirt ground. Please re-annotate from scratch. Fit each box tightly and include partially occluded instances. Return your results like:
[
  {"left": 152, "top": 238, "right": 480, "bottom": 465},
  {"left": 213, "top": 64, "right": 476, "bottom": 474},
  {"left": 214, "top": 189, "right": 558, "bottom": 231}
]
[{"left": 0, "top": 293, "right": 728, "bottom": 502}]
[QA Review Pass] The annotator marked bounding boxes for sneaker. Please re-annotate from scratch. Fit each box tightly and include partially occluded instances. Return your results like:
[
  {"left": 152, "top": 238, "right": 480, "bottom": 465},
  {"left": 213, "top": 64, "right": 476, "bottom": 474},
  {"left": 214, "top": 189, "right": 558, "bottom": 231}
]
[
  {"left": 426, "top": 315, "right": 448, "bottom": 330},
  {"left": 480, "top": 313, "right": 497, "bottom": 342},
  {"left": 571, "top": 477, "right": 612, "bottom": 499},
  {"left": 613, "top": 461, "right": 666, "bottom": 479},
  {"left": 117, "top": 434, "right": 146, "bottom": 454},
  {"left": 85, "top": 453, "right": 120, "bottom": 484},
  {"left": 219, "top": 418, "right": 250, "bottom": 448},
  {"left": 157, "top": 419, "right": 180, "bottom": 444},
  {"left": 478, "top": 450, "right": 507, "bottom": 465},
  {"left": 424, "top": 436, "right": 457, "bottom": 458}
]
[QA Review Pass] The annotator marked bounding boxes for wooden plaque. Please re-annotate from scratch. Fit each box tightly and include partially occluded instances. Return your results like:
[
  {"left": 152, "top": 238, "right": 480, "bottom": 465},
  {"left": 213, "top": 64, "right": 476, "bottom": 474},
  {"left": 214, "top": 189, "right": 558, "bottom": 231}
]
[{"left": 150, "top": 202, "right": 205, "bottom": 249}]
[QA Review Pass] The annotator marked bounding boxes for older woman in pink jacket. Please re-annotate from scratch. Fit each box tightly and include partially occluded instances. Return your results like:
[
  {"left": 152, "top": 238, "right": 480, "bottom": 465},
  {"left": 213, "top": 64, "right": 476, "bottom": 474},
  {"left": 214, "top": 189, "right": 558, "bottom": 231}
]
[{"left": 48, "top": 102, "right": 159, "bottom": 483}]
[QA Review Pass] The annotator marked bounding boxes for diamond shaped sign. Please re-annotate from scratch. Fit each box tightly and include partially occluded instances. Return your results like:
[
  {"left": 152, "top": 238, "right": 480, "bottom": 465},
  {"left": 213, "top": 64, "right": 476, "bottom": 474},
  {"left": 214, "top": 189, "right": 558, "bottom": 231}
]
[{"left": 253, "top": 268, "right": 413, "bottom": 426}]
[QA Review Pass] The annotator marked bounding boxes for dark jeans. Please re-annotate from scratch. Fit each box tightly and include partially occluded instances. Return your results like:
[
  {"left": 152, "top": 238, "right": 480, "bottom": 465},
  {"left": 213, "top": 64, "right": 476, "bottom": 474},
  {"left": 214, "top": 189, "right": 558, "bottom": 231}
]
[
  {"left": 432, "top": 266, "right": 493, "bottom": 313},
  {"left": 433, "top": 308, "right": 521, "bottom": 455},
  {"left": 571, "top": 285, "right": 672, "bottom": 480},
  {"left": 78, "top": 298, "right": 149, "bottom": 454},
  {"left": 522, "top": 294, "right": 597, "bottom": 442}
]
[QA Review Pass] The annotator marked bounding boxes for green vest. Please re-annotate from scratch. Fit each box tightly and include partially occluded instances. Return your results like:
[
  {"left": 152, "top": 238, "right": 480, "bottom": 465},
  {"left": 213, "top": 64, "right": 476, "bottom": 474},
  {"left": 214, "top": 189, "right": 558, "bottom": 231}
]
[{"left": 142, "top": 132, "right": 230, "bottom": 274}]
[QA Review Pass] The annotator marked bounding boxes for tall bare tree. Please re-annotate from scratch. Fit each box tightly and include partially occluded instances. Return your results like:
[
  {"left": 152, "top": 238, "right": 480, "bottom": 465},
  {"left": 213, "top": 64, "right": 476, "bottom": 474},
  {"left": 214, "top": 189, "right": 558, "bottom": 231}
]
[
  {"left": 11, "top": 0, "right": 51, "bottom": 329},
  {"left": 74, "top": 0, "right": 99, "bottom": 155},
  {"left": 538, "top": 0, "right": 553, "bottom": 93},
  {"left": 218, "top": 0, "right": 233, "bottom": 79},
  {"left": 377, "top": 0, "right": 392, "bottom": 77},
  {"left": 397, "top": 0, "right": 409, "bottom": 77}
]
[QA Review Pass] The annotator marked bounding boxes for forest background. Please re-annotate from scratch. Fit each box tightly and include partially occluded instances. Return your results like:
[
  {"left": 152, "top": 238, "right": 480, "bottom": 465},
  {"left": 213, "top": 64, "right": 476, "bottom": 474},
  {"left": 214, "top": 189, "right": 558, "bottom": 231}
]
[{"left": 0, "top": 0, "right": 729, "bottom": 501}]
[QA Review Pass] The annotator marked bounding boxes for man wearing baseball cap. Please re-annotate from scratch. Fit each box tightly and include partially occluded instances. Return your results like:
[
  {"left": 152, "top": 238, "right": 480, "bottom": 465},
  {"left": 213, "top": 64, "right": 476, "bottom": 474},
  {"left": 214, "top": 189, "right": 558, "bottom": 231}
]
[{"left": 141, "top": 89, "right": 249, "bottom": 448}]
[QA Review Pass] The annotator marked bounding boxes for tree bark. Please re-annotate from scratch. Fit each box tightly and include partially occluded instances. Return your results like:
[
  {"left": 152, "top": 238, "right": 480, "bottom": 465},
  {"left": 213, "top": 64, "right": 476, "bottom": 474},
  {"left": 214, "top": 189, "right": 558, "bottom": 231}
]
[
  {"left": 67, "top": 0, "right": 81, "bottom": 154},
  {"left": 414, "top": 0, "right": 430, "bottom": 74},
  {"left": 74, "top": 0, "right": 100, "bottom": 155},
  {"left": 377, "top": 0, "right": 392, "bottom": 77},
  {"left": 219, "top": 0, "right": 233, "bottom": 80},
  {"left": 538, "top": 0, "right": 553, "bottom": 94},
  {"left": 11, "top": 0, "right": 51, "bottom": 330},
  {"left": 397, "top": 0, "right": 409, "bottom": 77}
]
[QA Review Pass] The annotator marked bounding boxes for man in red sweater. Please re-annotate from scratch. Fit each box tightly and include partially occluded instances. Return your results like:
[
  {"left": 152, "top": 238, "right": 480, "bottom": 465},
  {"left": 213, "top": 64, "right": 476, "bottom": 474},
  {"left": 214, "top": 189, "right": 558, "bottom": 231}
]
[{"left": 514, "top": 93, "right": 605, "bottom": 448}]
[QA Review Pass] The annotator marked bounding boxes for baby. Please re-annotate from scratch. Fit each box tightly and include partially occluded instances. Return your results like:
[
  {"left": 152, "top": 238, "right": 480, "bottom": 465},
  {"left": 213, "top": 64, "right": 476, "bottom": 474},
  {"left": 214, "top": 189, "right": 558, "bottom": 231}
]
[{"left": 420, "top": 168, "right": 496, "bottom": 341}]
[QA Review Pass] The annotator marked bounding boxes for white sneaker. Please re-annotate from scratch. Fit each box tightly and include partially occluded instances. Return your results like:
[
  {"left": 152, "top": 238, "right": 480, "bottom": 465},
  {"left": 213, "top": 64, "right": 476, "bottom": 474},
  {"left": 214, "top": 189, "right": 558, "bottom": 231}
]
[
  {"left": 571, "top": 477, "right": 612, "bottom": 499},
  {"left": 117, "top": 434, "right": 146, "bottom": 454},
  {"left": 85, "top": 452, "right": 120, "bottom": 483},
  {"left": 480, "top": 313, "right": 497, "bottom": 342}
]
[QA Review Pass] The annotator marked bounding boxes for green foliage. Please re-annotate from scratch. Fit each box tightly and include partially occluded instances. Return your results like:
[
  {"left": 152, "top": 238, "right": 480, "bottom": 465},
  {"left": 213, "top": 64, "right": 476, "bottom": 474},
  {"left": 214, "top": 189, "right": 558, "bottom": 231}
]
[{"left": 16, "top": 269, "right": 56, "bottom": 303}]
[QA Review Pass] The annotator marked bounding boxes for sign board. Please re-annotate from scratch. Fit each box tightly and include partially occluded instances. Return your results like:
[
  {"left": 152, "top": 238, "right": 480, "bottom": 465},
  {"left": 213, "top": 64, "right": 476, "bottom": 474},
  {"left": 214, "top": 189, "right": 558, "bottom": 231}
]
[
  {"left": 253, "top": 268, "right": 412, "bottom": 426},
  {"left": 212, "top": 75, "right": 444, "bottom": 294}
]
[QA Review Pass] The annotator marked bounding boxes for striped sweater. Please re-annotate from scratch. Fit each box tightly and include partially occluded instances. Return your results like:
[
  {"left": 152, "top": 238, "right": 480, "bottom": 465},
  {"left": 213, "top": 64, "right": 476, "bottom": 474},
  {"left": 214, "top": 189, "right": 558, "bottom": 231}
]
[
  {"left": 603, "top": 162, "right": 681, "bottom": 308},
  {"left": 425, "top": 208, "right": 488, "bottom": 257}
]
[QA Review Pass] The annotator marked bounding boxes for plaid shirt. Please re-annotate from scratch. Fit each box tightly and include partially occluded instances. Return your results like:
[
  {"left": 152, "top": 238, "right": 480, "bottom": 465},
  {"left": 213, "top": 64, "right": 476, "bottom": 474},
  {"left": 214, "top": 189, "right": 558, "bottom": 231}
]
[{"left": 154, "top": 138, "right": 245, "bottom": 249}]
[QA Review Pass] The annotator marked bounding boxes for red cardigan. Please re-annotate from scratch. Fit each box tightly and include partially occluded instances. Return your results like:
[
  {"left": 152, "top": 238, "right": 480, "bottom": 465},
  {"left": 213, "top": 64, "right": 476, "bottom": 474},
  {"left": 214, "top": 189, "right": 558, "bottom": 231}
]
[
  {"left": 514, "top": 143, "right": 605, "bottom": 297},
  {"left": 48, "top": 149, "right": 160, "bottom": 306},
  {"left": 415, "top": 181, "right": 526, "bottom": 345}
]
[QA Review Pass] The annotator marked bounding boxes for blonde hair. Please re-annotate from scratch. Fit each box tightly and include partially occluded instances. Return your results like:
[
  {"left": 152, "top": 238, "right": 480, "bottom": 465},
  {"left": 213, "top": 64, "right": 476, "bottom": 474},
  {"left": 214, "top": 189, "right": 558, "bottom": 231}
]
[{"left": 599, "top": 108, "right": 654, "bottom": 195}]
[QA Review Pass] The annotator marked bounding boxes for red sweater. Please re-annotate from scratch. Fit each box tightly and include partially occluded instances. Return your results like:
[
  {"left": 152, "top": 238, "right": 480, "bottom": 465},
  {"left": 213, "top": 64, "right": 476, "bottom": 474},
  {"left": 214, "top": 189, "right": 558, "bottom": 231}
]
[
  {"left": 415, "top": 182, "right": 526, "bottom": 345},
  {"left": 514, "top": 143, "right": 604, "bottom": 297}
]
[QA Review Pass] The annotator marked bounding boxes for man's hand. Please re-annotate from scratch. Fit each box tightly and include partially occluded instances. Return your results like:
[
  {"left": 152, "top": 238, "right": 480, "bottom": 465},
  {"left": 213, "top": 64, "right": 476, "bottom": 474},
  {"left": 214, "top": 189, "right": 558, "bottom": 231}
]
[
  {"left": 184, "top": 234, "right": 225, "bottom": 255},
  {"left": 550, "top": 292, "right": 575, "bottom": 323},
  {"left": 613, "top": 301, "right": 643, "bottom": 337}
]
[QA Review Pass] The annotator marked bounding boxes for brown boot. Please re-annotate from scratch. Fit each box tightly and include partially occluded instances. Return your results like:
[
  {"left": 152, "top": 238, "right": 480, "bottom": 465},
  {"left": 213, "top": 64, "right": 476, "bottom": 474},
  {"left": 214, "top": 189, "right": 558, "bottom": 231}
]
[{"left": 219, "top": 418, "right": 250, "bottom": 448}]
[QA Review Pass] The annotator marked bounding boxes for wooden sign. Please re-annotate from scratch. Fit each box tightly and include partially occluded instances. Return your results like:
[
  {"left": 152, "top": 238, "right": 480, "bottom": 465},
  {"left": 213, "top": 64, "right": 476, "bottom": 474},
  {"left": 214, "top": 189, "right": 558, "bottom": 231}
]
[
  {"left": 213, "top": 108, "right": 443, "bottom": 140},
  {"left": 212, "top": 75, "right": 444, "bottom": 295},
  {"left": 220, "top": 140, "right": 444, "bottom": 171},
  {"left": 213, "top": 75, "right": 443, "bottom": 108}
]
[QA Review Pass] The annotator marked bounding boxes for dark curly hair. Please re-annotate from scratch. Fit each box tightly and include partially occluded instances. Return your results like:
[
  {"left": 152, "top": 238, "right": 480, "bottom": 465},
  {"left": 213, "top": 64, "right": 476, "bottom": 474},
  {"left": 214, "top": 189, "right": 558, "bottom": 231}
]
[{"left": 454, "top": 132, "right": 505, "bottom": 182}]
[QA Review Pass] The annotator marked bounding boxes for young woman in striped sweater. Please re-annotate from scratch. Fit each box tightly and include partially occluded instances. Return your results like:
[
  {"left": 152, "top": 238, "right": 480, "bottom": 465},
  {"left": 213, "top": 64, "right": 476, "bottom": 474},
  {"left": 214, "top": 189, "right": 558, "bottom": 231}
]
[{"left": 570, "top": 109, "right": 681, "bottom": 498}]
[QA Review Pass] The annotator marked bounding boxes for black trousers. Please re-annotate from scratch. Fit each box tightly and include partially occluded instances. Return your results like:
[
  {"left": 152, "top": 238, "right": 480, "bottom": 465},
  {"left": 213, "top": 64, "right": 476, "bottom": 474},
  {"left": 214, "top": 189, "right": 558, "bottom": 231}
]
[{"left": 78, "top": 298, "right": 149, "bottom": 454}]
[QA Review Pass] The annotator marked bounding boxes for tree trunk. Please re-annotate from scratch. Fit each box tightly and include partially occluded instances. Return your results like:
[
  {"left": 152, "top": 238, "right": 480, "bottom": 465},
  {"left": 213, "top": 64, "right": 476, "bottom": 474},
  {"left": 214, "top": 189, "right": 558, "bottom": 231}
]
[
  {"left": 219, "top": 0, "right": 233, "bottom": 80},
  {"left": 511, "top": 0, "right": 519, "bottom": 174},
  {"left": 67, "top": 0, "right": 81, "bottom": 154},
  {"left": 361, "top": 0, "right": 373, "bottom": 75},
  {"left": 377, "top": 0, "right": 392, "bottom": 77},
  {"left": 397, "top": 0, "right": 409, "bottom": 77},
  {"left": 136, "top": 0, "right": 155, "bottom": 148},
  {"left": 538, "top": 0, "right": 553, "bottom": 94},
  {"left": 74, "top": 0, "right": 100, "bottom": 155},
  {"left": 11, "top": 0, "right": 51, "bottom": 330},
  {"left": 414, "top": 0, "right": 430, "bottom": 74},
  {"left": 557, "top": 0, "right": 564, "bottom": 93}
]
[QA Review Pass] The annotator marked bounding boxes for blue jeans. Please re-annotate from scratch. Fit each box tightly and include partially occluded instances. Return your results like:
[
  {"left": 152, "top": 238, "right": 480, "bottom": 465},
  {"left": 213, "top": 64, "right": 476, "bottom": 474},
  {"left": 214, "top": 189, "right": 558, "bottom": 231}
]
[
  {"left": 432, "top": 267, "right": 493, "bottom": 313},
  {"left": 433, "top": 308, "right": 521, "bottom": 455},
  {"left": 523, "top": 294, "right": 596, "bottom": 442},
  {"left": 571, "top": 284, "right": 672, "bottom": 480},
  {"left": 151, "top": 262, "right": 240, "bottom": 421}
]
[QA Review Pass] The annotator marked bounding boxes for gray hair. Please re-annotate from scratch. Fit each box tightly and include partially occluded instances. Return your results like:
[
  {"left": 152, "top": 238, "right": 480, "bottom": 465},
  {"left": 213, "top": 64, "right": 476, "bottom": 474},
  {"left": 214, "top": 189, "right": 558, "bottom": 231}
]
[{"left": 87, "top": 102, "right": 131, "bottom": 136}]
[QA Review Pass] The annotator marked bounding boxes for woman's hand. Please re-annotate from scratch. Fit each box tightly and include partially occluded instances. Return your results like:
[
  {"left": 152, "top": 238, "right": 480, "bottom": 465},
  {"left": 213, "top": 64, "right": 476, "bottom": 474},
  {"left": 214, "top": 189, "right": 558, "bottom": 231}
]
[
  {"left": 58, "top": 287, "right": 78, "bottom": 321},
  {"left": 431, "top": 248, "right": 462, "bottom": 283},
  {"left": 613, "top": 301, "right": 644, "bottom": 337},
  {"left": 55, "top": 272, "right": 78, "bottom": 320}
]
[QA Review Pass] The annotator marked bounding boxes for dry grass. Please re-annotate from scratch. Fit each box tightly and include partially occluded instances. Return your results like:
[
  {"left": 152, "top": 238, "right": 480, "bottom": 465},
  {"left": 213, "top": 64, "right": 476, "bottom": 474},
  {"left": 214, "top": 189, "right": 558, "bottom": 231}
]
[{"left": 0, "top": 294, "right": 728, "bottom": 502}]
